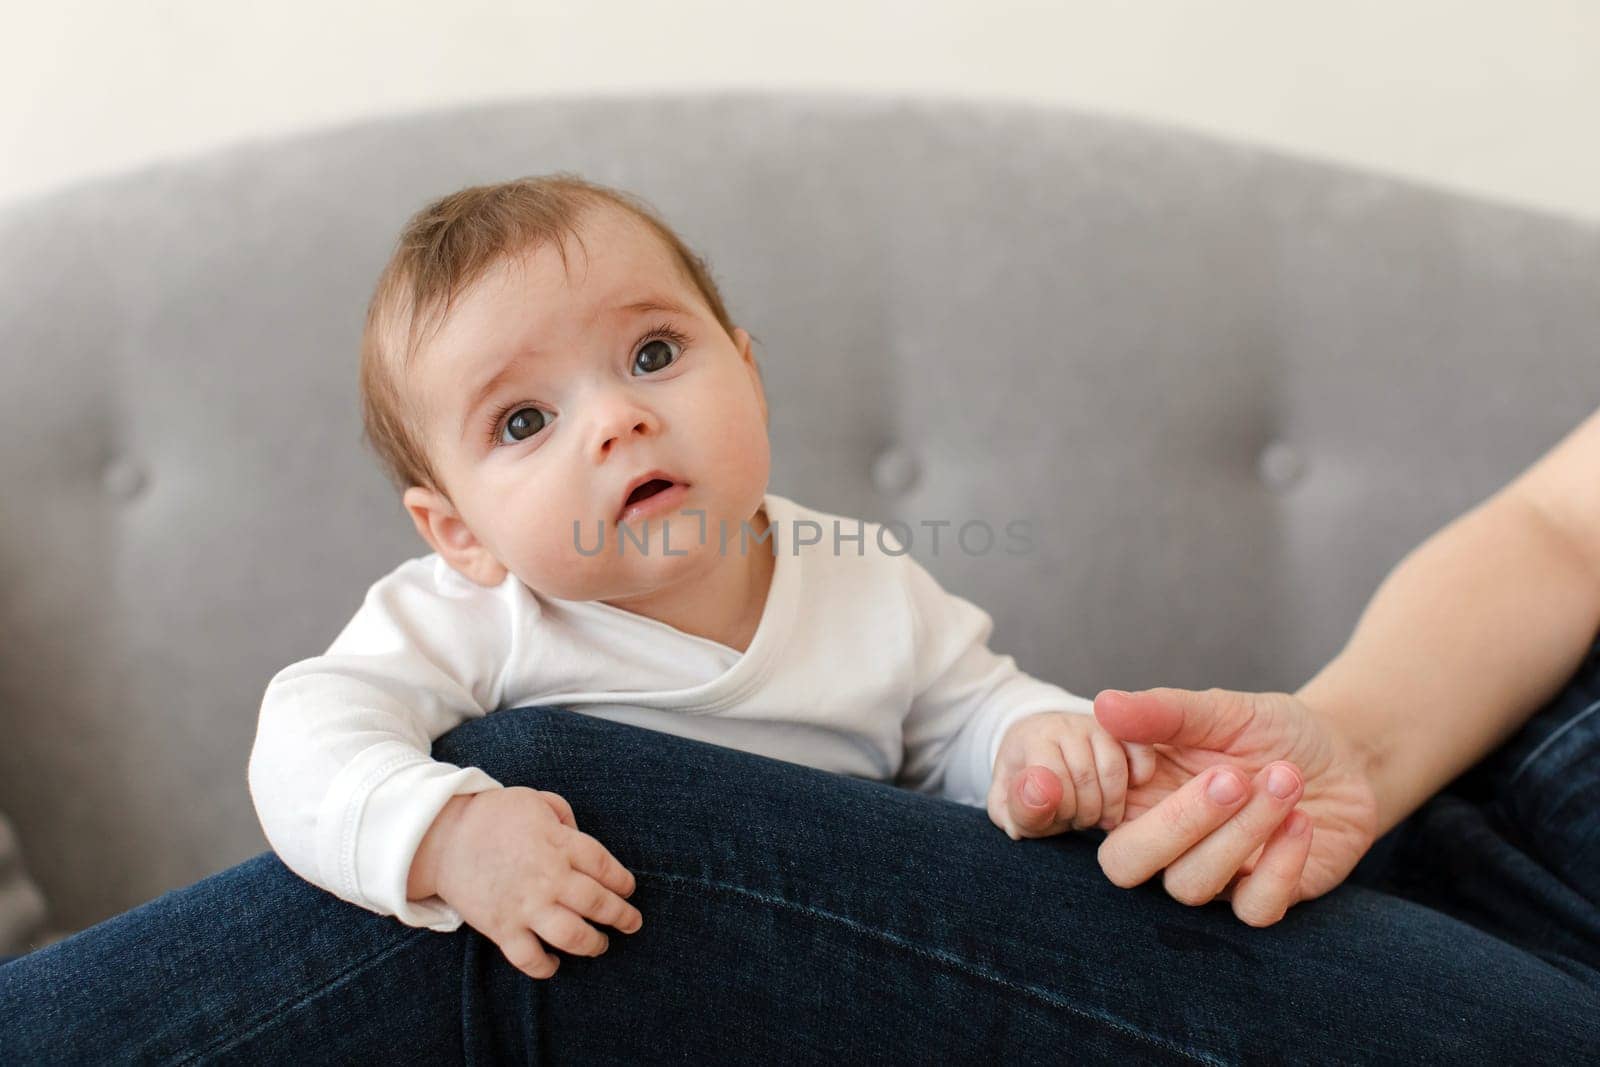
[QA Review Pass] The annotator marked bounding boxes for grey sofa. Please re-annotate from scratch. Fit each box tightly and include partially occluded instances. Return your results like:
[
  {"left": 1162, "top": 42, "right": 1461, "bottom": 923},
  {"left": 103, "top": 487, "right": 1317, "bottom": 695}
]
[{"left": 2, "top": 91, "right": 1597, "bottom": 947}]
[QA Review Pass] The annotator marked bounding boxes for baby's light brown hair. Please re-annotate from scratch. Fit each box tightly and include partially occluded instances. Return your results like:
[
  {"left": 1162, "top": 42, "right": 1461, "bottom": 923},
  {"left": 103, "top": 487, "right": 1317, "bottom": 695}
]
[{"left": 359, "top": 173, "right": 742, "bottom": 498}]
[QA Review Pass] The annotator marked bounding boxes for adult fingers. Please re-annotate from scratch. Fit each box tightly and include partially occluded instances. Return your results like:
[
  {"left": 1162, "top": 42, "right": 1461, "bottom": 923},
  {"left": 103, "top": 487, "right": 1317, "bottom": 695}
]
[
  {"left": 1158, "top": 762, "right": 1304, "bottom": 907},
  {"left": 498, "top": 928, "right": 559, "bottom": 980},
  {"left": 559, "top": 871, "right": 645, "bottom": 934},
  {"left": 1093, "top": 687, "right": 1256, "bottom": 751},
  {"left": 1089, "top": 729, "right": 1130, "bottom": 829},
  {"left": 1097, "top": 764, "right": 1253, "bottom": 889},
  {"left": 1221, "top": 810, "right": 1313, "bottom": 927}
]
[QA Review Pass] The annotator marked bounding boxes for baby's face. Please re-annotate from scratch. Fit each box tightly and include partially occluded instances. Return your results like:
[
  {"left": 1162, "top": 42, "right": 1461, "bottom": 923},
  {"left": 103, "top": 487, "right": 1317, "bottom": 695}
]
[{"left": 402, "top": 202, "right": 770, "bottom": 600}]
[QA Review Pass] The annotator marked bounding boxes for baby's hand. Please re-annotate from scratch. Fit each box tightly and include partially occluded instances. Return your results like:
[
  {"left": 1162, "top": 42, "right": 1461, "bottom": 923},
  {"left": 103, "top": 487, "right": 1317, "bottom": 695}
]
[
  {"left": 420, "top": 786, "right": 644, "bottom": 980},
  {"left": 987, "top": 711, "right": 1157, "bottom": 840}
]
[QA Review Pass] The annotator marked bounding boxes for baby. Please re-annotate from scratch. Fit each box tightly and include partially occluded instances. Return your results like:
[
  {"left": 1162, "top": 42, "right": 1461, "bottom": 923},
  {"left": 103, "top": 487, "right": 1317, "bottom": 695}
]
[{"left": 247, "top": 174, "right": 1156, "bottom": 982}]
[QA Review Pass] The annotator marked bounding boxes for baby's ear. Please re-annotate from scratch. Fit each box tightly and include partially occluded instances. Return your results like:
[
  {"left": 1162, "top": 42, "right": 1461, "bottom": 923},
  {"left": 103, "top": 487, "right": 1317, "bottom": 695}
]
[
  {"left": 401, "top": 486, "right": 508, "bottom": 588},
  {"left": 733, "top": 327, "right": 767, "bottom": 425}
]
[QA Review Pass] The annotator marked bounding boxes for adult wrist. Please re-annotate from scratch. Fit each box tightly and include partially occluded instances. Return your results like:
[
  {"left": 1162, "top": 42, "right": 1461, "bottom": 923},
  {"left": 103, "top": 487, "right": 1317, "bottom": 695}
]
[{"left": 1293, "top": 671, "right": 1395, "bottom": 826}]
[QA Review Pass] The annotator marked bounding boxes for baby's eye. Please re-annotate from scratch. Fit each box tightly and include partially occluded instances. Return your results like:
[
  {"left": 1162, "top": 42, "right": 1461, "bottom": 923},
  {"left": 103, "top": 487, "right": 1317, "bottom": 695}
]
[
  {"left": 499, "top": 406, "right": 552, "bottom": 446},
  {"left": 632, "top": 335, "right": 683, "bottom": 375}
]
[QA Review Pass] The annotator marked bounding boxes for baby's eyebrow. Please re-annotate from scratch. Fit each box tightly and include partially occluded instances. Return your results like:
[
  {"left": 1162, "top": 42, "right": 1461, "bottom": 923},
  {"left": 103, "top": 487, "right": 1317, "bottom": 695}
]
[{"left": 455, "top": 295, "right": 695, "bottom": 443}]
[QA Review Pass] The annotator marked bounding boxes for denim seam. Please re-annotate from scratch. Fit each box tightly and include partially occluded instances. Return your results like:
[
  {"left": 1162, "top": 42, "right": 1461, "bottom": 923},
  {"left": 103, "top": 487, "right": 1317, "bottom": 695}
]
[
  {"left": 169, "top": 929, "right": 433, "bottom": 1066},
  {"left": 1507, "top": 697, "right": 1600, "bottom": 784},
  {"left": 635, "top": 869, "right": 1223, "bottom": 1066},
  {"left": 1482, "top": 802, "right": 1600, "bottom": 921}
]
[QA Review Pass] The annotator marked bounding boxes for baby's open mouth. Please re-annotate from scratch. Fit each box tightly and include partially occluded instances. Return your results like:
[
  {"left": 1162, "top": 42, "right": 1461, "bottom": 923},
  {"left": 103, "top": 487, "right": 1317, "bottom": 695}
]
[
  {"left": 616, "top": 472, "right": 690, "bottom": 521},
  {"left": 625, "top": 478, "right": 675, "bottom": 507}
]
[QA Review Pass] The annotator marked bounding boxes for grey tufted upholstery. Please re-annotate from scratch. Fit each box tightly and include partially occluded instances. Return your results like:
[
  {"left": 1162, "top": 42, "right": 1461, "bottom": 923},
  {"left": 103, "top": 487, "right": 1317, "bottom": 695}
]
[{"left": 2, "top": 92, "right": 1597, "bottom": 936}]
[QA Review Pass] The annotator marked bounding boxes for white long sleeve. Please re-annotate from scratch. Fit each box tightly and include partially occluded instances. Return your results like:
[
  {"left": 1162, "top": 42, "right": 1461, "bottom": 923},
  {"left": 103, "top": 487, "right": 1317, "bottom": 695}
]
[
  {"left": 248, "top": 492, "right": 1094, "bottom": 932},
  {"left": 895, "top": 552, "right": 1094, "bottom": 807},
  {"left": 247, "top": 556, "right": 517, "bottom": 931}
]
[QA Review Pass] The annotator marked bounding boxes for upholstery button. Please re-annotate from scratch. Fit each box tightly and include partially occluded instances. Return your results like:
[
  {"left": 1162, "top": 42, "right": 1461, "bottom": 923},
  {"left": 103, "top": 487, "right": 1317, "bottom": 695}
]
[
  {"left": 103, "top": 458, "right": 148, "bottom": 501},
  {"left": 870, "top": 446, "right": 921, "bottom": 496},
  {"left": 1257, "top": 441, "right": 1305, "bottom": 492}
]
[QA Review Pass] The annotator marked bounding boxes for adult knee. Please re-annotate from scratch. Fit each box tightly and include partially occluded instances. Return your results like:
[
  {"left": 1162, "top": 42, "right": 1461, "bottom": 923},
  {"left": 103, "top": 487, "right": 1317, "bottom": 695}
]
[{"left": 430, "top": 704, "right": 575, "bottom": 780}]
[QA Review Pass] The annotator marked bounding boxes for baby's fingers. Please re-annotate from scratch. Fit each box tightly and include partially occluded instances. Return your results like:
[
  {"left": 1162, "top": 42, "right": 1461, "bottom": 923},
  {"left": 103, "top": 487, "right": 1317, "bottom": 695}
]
[
  {"left": 1220, "top": 810, "right": 1313, "bottom": 928},
  {"left": 560, "top": 871, "right": 644, "bottom": 935},
  {"left": 1059, "top": 732, "right": 1105, "bottom": 830},
  {"left": 531, "top": 902, "right": 611, "bottom": 958},
  {"left": 569, "top": 832, "right": 639, "bottom": 900},
  {"left": 989, "top": 726, "right": 1072, "bottom": 838},
  {"left": 1124, "top": 742, "right": 1158, "bottom": 787},
  {"left": 540, "top": 790, "right": 577, "bottom": 828},
  {"left": 1088, "top": 729, "right": 1130, "bottom": 830},
  {"left": 997, "top": 764, "right": 1065, "bottom": 839},
  {"left": 498, "top": 928, "right": 560, "bottom": 981}
]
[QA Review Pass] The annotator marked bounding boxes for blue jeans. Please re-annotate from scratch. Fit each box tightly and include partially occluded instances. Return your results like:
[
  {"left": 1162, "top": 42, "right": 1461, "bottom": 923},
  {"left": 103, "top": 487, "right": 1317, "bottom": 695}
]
[{"left": 4, "top": 649, "right": 1599, "bottom": 1064}]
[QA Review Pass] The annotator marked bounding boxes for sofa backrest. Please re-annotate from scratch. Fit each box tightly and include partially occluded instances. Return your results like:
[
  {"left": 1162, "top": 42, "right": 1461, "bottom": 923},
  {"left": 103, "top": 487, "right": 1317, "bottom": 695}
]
[{"left": 2, "top": 92, "right": 1597, "bottom": 932}]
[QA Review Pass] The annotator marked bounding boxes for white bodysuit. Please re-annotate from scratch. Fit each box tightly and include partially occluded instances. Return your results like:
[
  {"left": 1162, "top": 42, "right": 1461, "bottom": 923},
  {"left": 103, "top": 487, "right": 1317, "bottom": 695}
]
[{"left": 247, "top": 491, "right": 1092, "bottom": 931}]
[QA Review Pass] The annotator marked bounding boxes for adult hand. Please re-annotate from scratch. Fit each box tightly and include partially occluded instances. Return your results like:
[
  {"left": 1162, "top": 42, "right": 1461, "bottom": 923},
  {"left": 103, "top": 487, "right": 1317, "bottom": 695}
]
[{"left": 1088, "top": 687, "right": 1380, "bottom": 927}]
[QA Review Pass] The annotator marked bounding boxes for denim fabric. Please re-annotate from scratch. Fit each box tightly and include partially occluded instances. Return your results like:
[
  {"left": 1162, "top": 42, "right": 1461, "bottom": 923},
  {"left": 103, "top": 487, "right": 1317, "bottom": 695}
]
[
  {"left": 1345, "top": 638, "right": 1600, "bottom": 988},
  {"left": 4, "top": 652, "right": 1600, "bottom": 1064}
]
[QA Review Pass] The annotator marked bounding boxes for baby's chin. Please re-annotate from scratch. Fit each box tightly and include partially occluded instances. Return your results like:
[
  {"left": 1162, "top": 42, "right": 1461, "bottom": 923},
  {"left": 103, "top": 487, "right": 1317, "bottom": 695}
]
[{"left": 518, "top": 536, "right": 722, "bottom": 603}]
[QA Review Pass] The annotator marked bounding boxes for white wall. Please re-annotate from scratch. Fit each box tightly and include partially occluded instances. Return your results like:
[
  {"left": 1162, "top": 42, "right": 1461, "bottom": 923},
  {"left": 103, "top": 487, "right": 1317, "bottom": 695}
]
[{"left": 4, "top": 0, "right": 1597, "bottom": 221}]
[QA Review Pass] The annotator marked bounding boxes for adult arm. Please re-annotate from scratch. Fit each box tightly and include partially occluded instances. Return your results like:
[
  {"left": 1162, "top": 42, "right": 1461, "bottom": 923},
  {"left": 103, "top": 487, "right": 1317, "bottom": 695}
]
[
  {"left": 1091, "top": 405, "right": 1600, "bottom": 923},
  {"left": 1298, "top": 405, "right": 1600, "bottom": 836}
]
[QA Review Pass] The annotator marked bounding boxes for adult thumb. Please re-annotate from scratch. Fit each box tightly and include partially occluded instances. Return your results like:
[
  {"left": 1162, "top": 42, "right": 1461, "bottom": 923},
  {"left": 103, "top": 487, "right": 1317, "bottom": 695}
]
[{"left": 1093, "top": 687, "right": 1255, "bottom": 749}]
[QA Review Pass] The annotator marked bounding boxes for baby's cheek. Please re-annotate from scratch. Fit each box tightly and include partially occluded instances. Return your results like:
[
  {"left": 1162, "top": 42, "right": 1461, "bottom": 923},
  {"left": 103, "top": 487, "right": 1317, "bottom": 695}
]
[
  {"left": 514, "top": 517, "right": 611, "bottom": 599},
  {"left": 702, "top": 398, "right": 771, "bottom": 489}
]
